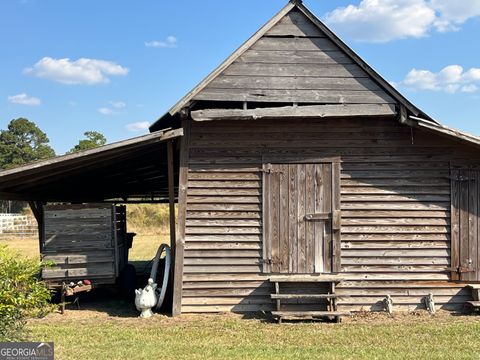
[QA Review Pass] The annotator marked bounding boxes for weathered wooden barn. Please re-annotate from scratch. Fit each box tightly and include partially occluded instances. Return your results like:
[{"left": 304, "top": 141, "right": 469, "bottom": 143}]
[{"left": 1, "top": 0, "right": 480, "bottom": 320}]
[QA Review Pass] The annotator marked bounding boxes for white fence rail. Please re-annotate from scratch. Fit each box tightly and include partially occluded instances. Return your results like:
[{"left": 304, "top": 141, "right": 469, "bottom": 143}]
[{"left": 0, "top": 213, "right": 38, "bottom": 238}]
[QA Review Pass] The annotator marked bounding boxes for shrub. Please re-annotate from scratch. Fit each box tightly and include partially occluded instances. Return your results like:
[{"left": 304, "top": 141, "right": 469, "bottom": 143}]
[{"left": 0, "top": 245, "right": 53, "bottom": 341}]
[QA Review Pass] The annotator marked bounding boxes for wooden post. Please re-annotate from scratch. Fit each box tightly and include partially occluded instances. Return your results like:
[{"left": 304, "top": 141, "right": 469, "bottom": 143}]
[
  {"left": 167, "top": 140, "right": 176, "bottom": 248},
  {"left": 172, "top": 112, "right": 190, "bottom": 316},
  {"left": 29, "top": 201, "right": 44, "bottom": 255}
]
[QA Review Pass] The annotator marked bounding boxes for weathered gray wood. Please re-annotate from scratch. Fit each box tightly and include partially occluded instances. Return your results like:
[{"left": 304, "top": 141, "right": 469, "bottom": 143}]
[
  {"left": 208, "top": 75, "right": 380, "bottom": 91},
  {"left": 237, "top": 50, "right": 353, "bottom": 65},
  {"left": 279, "top": 164, "right": 289, "bottom": 273},
  {"left": 269, "top": 274, "right": 345, "bottom": 282},
  {"left": 251, "top": 37, "right": 340, "bottom": 51},
  {"left": 305, "top": 164, "right": 315, "bottom": 273},
  {"left": 167, "top": 140, "right": 176, "bottom": 251},
  {"left": 221, "top": 63, "right": 368, "bottom": 77},
  {"left": 265, "top": 14, "right": 327, "bottom": 36},
  {"left": 180, "top": 117, "right": 480, "bottom": 314},
  {"left": 194, "top": 88, "right": 394, "bottom": 104},
  {"left": 184, "top": 242, "right": 262, "bottom": 250},
  {"left": 332, "top": 162, "right": 341, "bottom": 272},
  {"left": 172, "top": 117, "right": 190, "bottom": 316},
  {"left": 288, "top": 164, "right": 298, "bottom": 273},
  {"left": 271, "top": 294, "right": 339, "bottom": 299},
  {"left": 271, "top": 311, "right": 350, "bottom": 318},
  {"left": 166, "top": 2, "right": 298, "bottom": 115},
  {"left": 297, "top": 164, "right": 307, "bottom": 273},
  {"left": 191, "top": 104, "right": 396, "bottom": 122}
]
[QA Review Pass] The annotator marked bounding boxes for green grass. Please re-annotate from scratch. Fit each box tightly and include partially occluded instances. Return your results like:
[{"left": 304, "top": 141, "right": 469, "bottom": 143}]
[{"left": 27, "top": 313, "right": 480, "bottom": 360}]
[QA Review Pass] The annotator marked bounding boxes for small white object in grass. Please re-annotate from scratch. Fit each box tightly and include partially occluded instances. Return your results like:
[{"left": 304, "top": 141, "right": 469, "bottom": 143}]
[{"left": 135, "top": 278, "right": 158, "bottom": 318}]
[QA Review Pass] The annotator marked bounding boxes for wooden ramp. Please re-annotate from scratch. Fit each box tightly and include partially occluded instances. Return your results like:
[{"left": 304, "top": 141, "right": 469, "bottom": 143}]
[{"left": 269, "top": 275, "right": 350, "bottom": 323}]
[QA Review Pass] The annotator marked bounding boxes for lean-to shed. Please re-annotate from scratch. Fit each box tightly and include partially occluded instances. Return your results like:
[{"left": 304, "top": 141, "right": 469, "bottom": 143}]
[{"left": 2, "top": 0, "right": 480, "bottom": 319}]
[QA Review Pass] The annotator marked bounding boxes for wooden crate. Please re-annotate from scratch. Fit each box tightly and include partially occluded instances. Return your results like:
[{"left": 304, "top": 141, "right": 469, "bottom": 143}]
[{"left": 41, "top": 204, "right": 128, "bottom": 286}]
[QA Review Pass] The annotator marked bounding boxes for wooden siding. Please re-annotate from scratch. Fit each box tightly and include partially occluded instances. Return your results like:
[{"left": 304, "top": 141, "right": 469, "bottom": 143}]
[
  {"left": 193, "top": 9, "right": 394, "bottom": 109},
  {"left": 182, "top": 118, "right": 480, "bottom": 313},
  {"left": 42, "top": 204, "right": 127, "bottom": 285}
]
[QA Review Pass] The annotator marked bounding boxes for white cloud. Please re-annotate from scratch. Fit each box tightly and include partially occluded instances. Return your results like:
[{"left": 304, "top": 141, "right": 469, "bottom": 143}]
[
  {"left": 98, "top": 101, "right": 126, "bottom": 115},
  {"left": 109, "top": 101, "right": 126, "bottom": 109},
  {"left": 145, "top": 36, "right": 177, "bottom": 48},
  {"left": 7, "top": 93, "right": 41, "bottom": 106},
  {"left": 402, "top": 65, "right": 480, "bottom": 93},
  {"left": 461, "top": 84, "right": 479, "bottom": 93},
  {"left": 325, "top": 0, "right": 480, "bottom": 42},
  {"left": 24, "top": 57, "right": 129, "bottom": 85},
  {"left": 125, "top": 121, "right": 150, "bottom": 132},
  {"left": 431, "top": 0, "right": 480, "bottom": 32},
  {"left": 98, "top": 107, "right": 115, "bottom": 115}
]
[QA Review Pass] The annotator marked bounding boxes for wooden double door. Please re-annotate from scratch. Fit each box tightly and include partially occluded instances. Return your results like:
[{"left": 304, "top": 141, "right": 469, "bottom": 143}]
[
  {"left": 451, "top": 168, "right": 480, "bottom": 281},
  {"left": 262, "top": 162, "right": 341, "bottom": 274}
]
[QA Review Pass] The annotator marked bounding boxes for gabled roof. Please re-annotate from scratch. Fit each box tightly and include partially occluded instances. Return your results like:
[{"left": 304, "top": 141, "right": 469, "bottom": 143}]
[{"left": 150, "top": 0, "right": 432, "bottom": 131}]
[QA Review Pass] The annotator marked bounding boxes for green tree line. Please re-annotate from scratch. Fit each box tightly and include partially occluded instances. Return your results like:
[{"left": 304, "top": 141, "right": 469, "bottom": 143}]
[{"left": 0, "top": 118, "right": 107, "bottom": 212}]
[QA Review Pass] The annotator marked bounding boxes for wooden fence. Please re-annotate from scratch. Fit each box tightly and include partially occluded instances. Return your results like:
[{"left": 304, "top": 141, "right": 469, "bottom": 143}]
[{"left": 0, "top": 213, "right": 38, "bottom": 238}]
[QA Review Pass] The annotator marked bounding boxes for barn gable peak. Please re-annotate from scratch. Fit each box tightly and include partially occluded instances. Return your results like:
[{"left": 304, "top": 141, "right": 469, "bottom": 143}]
[{"left": 150, "top": 1, "right": 433, "bottom": 131}]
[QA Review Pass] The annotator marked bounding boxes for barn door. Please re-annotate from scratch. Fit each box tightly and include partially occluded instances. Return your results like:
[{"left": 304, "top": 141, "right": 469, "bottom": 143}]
[
  {"left": 451, "top": 168, "right": 480, "bottom": 281},
  {"left": 263, "top": 163, "right": 341, "bottom": 274}
]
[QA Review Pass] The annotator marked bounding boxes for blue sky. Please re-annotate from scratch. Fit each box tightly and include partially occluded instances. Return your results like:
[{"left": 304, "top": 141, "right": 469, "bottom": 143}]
[{"left": 1, "top": 0, "right": 479, "bottom": 154}]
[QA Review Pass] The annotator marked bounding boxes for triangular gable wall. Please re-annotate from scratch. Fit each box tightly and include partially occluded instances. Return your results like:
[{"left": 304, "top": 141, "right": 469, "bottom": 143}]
[
  {"left": 195, "top": 9, "right": 395, "bottom": 107},
  {"left": 150, "top": 1, "right": 435, "bottom": 132}
]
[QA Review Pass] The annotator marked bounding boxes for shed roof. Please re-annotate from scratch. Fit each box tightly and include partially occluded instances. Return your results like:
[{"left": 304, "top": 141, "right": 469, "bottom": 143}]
[{"left": 0, "top": 129, "right": 183, "bottom": 202}]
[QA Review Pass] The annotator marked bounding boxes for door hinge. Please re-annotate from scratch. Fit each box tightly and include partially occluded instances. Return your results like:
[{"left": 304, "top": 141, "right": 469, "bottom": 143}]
[{"left": 262, "top": 164, "right": 284, "bottom": 175}]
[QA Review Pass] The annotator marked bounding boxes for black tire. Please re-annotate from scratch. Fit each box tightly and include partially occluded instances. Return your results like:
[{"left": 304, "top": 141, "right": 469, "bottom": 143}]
[{"left": 118, "top": 264, "right": 137, "bottom": 302}]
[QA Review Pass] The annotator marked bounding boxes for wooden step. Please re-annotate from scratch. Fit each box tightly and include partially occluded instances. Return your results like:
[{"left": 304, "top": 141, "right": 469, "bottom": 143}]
[
  {"left": 271, "top": 294, "right": 338, "bottom": 300},
  {"left": 269, "top": 275, "right": 345, "bottom": 283},
  {"left": 272, "top": 311, "right": 350, "bottom": 319}
]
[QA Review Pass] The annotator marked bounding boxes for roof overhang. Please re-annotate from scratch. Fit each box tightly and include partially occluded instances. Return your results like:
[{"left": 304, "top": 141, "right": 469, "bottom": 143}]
[
  {"left": 407, "top": 116, "right": 480, "bottom": 149},
  {"left": 0, "top": 129, "right": 183, "bottom": 203}
]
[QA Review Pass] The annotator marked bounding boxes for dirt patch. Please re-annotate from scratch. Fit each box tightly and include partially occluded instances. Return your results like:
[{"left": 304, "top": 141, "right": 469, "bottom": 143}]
[{"left": 30, "top": 292, "right": 480, "bottom": 328}]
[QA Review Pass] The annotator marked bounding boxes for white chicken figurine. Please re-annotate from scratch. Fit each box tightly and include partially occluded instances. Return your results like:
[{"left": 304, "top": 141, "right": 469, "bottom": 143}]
[{"left": 135, "top": 278, "right": 158, "bottom": 318}]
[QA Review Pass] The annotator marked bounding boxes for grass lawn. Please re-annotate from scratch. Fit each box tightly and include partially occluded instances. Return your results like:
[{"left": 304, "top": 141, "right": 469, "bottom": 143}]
[
  {"left": 3, "top": 226, "right": 480, "bottom": 359},
  {"left": 27, "top": 310, "right": 480, "bottom": 360}
]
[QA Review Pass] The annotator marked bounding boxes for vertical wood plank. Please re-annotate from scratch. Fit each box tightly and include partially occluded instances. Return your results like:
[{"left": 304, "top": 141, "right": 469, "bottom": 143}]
[
  {"left": 297, "top": 164, "right": 307, "bottom": 273},
  {"left": 172, "top": 116, "right": 190, "bottom": 316},
  {"left": 332, "top": 161, "right": 341, "bottom": 273},
  {"left": 305, "top": 164, "right": 315, "bottom": 273},
  {"left": 450, "top": 168, "right": 460, "bottom": 281},
  {"left": 470, "top": 169, "right": 479, "bottom": 281},
  {"left": 314, "top": 164, "right": 325, "bottom": 273},
  {"left": 111, "top": 205, "right": 119, "bottom": 277},
  {"left": 288, "top": 164, "right": 298, "bottom": 273},
  {"left": 270, "top": 164, "right": 281, "bottom": 273},
  {"left": 262, "top": 163, "right": 271, "bottom": 273},
  {"left": 459, "top": 169, "right": 470, "bottom": 281},
  {"left": 167, "top": 140, "right": 177, "bottom": 249},
  {"left": 279, "top": 164, "right": 289, "bottom": 273},
  {"left": 477, "top": 170, "right": 480, "bottom": 281},
  {"left": 323, "top": 164, "right": 333, "bottom": 273}
]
